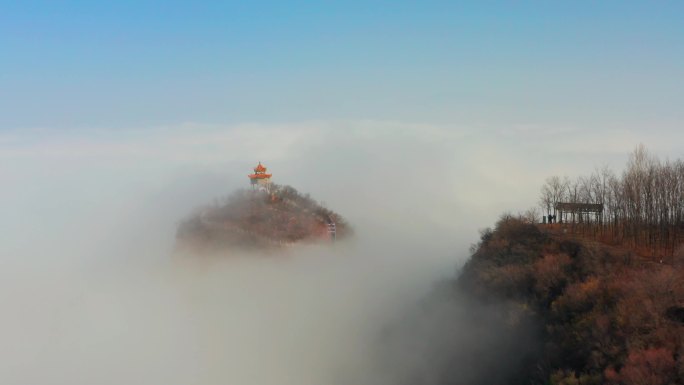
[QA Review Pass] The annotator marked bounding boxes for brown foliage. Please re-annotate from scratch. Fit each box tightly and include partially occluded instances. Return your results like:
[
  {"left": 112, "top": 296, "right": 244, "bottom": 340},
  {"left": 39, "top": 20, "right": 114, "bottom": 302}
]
[
  {"left": 614, "top": 348, "right": 677, "bottom": 385},
  {"left": 534, "top": 253, "right": 572, "bottom": 301},
  {"left": 459, "top": 216, "right": 684, "bottom": 384}
]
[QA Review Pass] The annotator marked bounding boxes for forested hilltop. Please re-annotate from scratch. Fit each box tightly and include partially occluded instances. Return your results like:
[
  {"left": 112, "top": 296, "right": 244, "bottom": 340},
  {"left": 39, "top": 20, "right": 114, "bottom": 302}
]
[
  {"left": 539, "top": 145, "right": 684, "bottom": 259},
  {"left": 429, "top": 146, "right": 684, "bottom": 385},
  {"left": 456, "top": 215, "right": 684, "bottom": 385},
  {"left": 176, "top": 184, "right": 351, "bottom": 252}
]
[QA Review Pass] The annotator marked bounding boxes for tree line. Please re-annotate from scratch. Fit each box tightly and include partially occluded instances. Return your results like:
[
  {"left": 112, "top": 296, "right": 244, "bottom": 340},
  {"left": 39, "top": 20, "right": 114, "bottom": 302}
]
[{"left": 539, "top": 145, "right": 684, "bottom": 256}]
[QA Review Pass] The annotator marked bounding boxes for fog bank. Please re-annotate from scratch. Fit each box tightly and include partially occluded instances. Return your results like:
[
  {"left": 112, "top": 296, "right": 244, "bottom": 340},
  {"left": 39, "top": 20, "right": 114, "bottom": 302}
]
[
  {"left": 0, "top": 122, "right": 658, "bottom": 384},
  {"left": 0, "top": 123, "right": 473, "bottom": 384}
]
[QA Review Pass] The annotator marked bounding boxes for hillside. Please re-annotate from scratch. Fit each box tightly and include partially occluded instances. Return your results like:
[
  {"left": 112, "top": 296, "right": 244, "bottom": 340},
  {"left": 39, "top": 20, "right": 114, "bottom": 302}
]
[
  {"left": 538, "top": 145, "right": 684, "bottom": 261},
  {"left": 455, "top": 216, "right": 684, "bottom": 385},
  {"left": 176, "top": 184, "right": 351, "bottom": 252}
]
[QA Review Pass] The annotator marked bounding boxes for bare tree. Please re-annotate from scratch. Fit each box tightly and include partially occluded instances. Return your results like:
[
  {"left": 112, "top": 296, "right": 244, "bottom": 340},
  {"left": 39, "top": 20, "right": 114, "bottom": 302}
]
[{"left": 537, "top": 145, "right": 684, "bottom": 257}]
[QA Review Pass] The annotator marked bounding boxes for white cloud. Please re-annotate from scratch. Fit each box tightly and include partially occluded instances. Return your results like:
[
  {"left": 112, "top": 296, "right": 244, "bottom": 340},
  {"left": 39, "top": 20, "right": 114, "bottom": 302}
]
[{"left": 0, "top": 120, "right": 682, "bottom": 384}]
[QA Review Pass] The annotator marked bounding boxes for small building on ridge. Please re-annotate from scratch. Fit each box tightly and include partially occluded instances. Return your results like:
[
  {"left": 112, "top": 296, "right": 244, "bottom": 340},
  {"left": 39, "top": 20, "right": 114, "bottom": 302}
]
[{"left": 248, "top": 162, "right": 272, "bottom": 190}]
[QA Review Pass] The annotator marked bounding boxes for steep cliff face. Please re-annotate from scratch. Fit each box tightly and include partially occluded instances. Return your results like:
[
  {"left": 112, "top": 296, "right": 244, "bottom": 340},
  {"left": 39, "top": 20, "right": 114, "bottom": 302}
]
[
  {"left": 176, "top": 184, "right": 351, "bottom": 252},
  {"left": 457, "top": 216, "right": 684, "bottom": 385}
]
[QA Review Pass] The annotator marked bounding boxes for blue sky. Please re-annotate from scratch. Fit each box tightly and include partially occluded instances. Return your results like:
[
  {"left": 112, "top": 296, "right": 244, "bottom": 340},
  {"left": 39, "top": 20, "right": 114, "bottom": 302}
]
[{"left": 1, "top": 1, "right": 683, "bottom": 130}]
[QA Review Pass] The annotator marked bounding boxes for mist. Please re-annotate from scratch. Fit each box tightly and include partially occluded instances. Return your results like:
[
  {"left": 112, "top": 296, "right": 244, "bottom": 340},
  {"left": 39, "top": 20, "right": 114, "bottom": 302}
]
[{"left": 0, "top": 122, "right": 662, "bottom": 384}]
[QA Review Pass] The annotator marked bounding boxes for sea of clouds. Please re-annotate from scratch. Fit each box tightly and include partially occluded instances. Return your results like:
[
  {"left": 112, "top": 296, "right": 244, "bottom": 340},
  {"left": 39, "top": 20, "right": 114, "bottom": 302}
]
[{"left": 0, "top": 121, "right": 659, "bottom": 384}]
